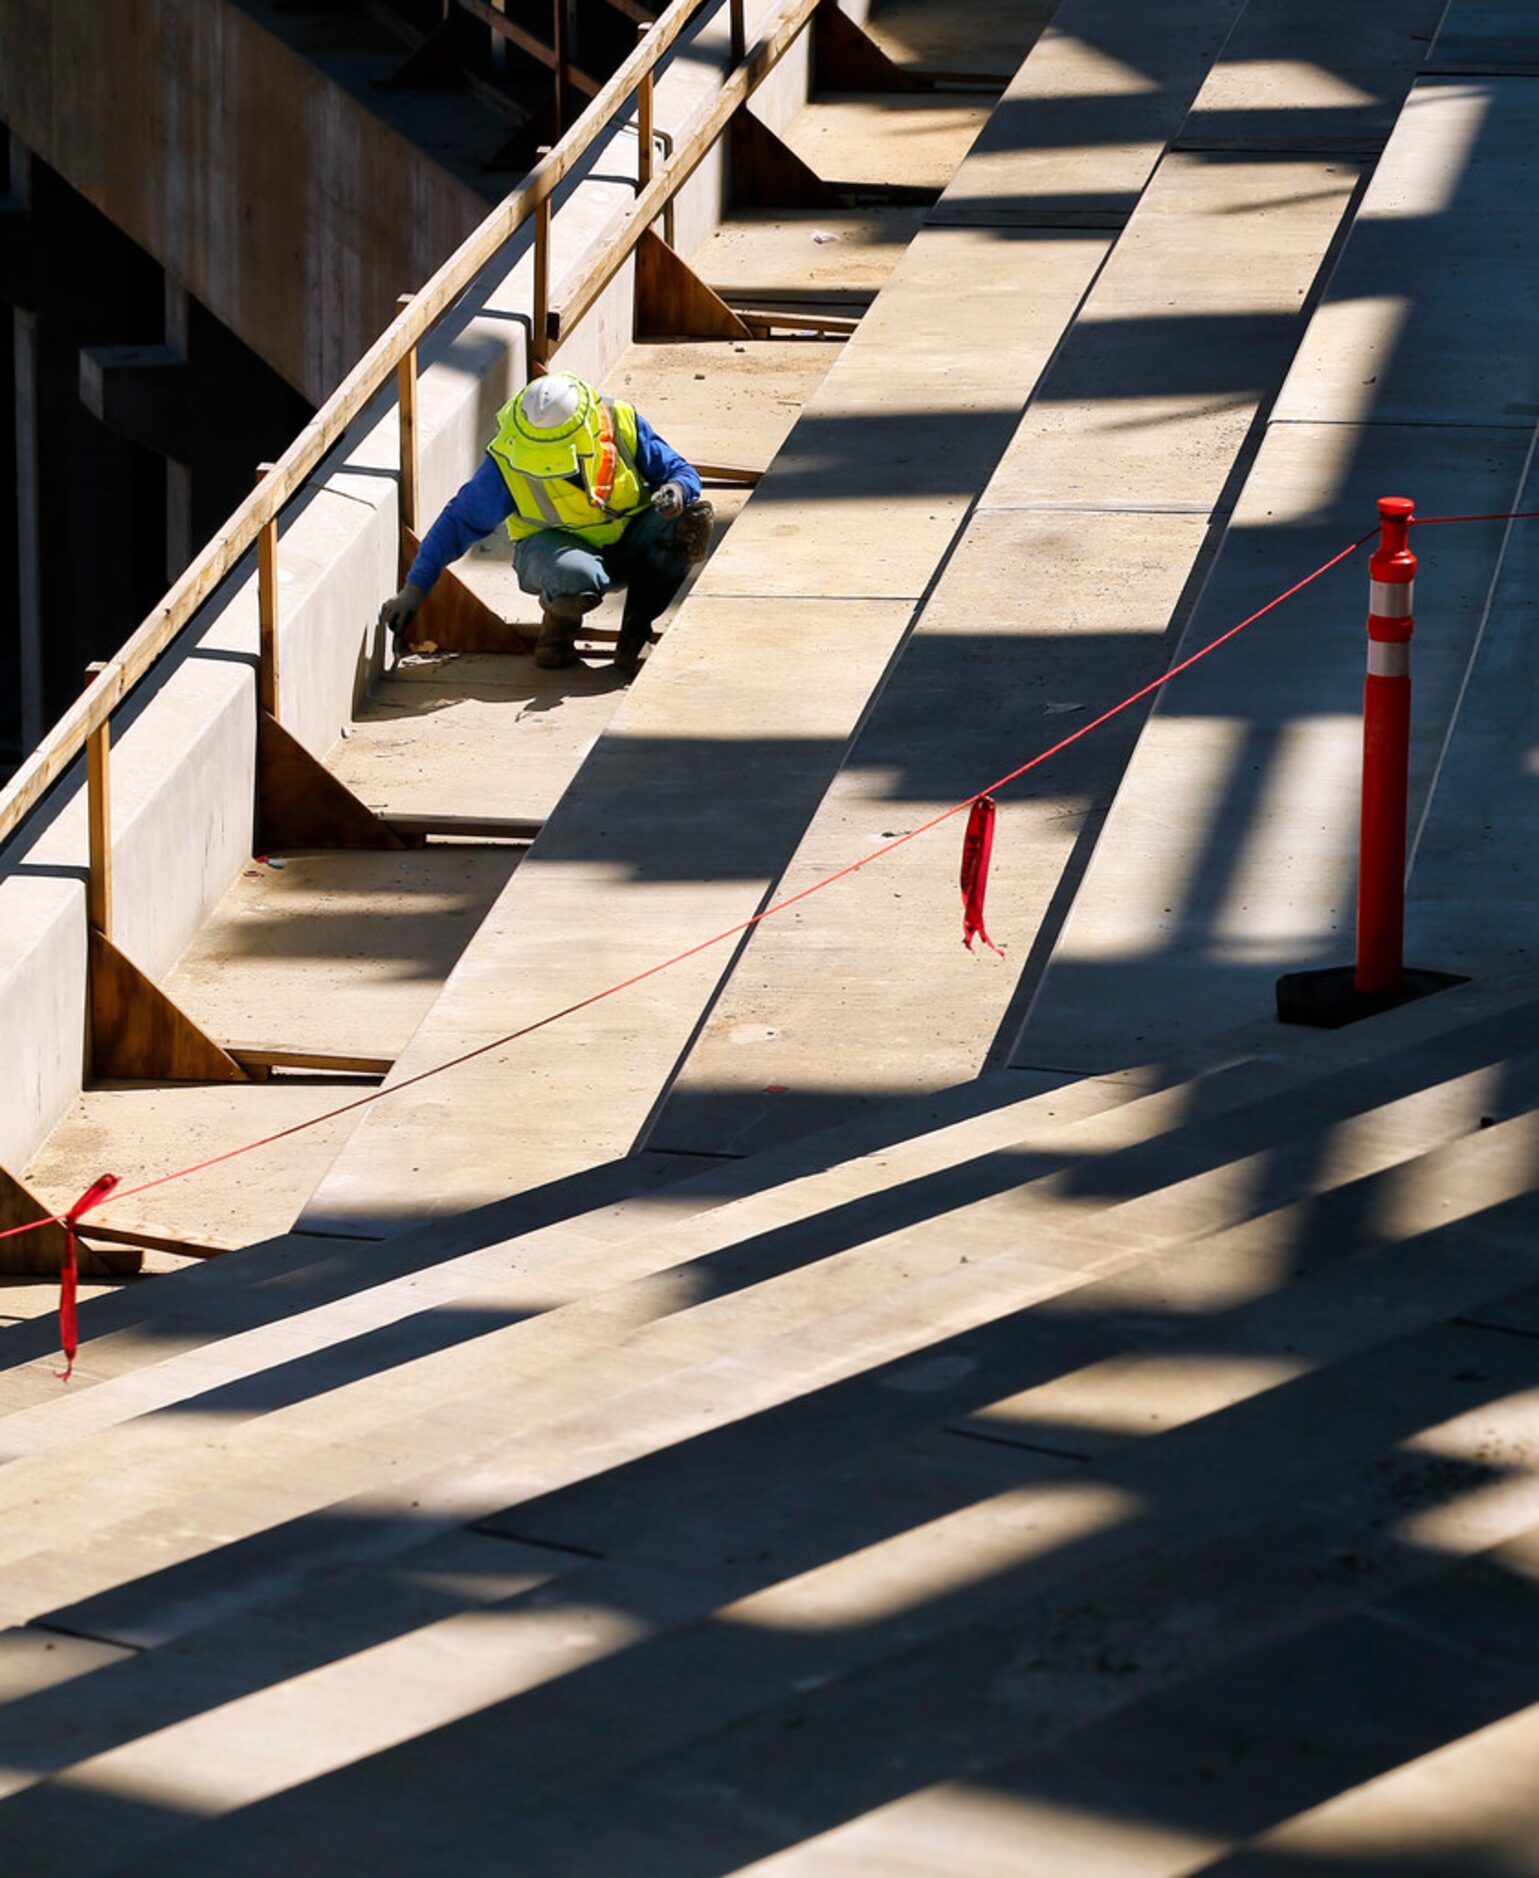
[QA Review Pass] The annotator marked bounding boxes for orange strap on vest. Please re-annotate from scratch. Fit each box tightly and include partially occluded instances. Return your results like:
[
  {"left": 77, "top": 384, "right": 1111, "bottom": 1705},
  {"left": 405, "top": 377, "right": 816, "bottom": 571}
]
[{"left": 590, "top": 401, "right": 619, "bottom": 508}]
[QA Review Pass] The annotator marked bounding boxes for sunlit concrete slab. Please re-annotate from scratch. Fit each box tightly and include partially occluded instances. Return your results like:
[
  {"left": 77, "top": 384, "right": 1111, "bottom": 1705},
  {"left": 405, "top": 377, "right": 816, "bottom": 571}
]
[
  {"left": 1180, "top": 0, "right": 1447, "bottom": 152},
  {"left": 166, "top": 850, "right": 521, "bottom": 1060},
  {"left": 608, "top": 336, "right": 845, "bottom": 477},
  {"left": 1272, "top": 77, "right": 1539, "bottom": 428},
  {"left": 13, "top": 849, "right": 521, "bottom": 1261},
  {"left": 725, "top": 1512, "right": 1539, "bottom": 1877},
  {"left": 861, "top": 0, "right": 1055, "bottom": 79},
  {"left": 69, "top": 1313, "right": 1539, "bottom": 1876},
  {"left": 961, "top": 1105, "right": 1539, "bottom": 1458},
  {"left": 271, "top": 27, "right": 1125, "bottom": 1234},
  {"left": 1203, "top": 1700, "right": 1539, "bottom": 1874},
  {"left": 930, "top": 0, "right": 1244, "bottom": 228},
  {"left": 1016, "top": 420, "right": 1534, "bottom": 1072},
  {"left": 1407, "top": 453, "right": 1539, "bottom": 980},
  {"left": 696, "top": 225, "right": 1110, "bottom": 600},
  {"left": 24, "top": 1083, "right": 372, "bottom": 1259},
  {"left": 991, "top": 154, "right": 1361, "bottom": 510},
  {"left": 695, "top": 207, "right": 934, "bottom": 310},
  {"left": 295, "top": 595, "right": 917, "bottom": 1236},
  {"left": 0, "top": 1528, "right": 580, "bottom": 1847},
  {"left": 3, "top": 989, "right": 1538, "bottom": 1866},
  {"left": 20, "top": 973, "right": 1522, "bottom": 1442},
  {"left": 4, "top": 987, "right": 1528, "bottom": 1629},
  {"left": 1428, "top": 0, "right": 1539, "bottom": 74},
  {"left": 780, "top": 95, "right": 995, "bottom": 191},
  {"left": 656, "top": 509, "right": 1208, "bottom": 1152},
  {"left": 330, "top": 655, "right": 625, "bottom": 825},
  {"left": 658, "top": 148, "right": 1359, "bottom": 1153}
]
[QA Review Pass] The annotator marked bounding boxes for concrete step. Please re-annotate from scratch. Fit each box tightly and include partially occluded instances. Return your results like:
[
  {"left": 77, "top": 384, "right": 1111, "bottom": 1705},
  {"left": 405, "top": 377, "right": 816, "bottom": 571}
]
[
  {"left": 615, "top": 1500, "right": 1539, "bottom": 1876},
  {"left": 16, "top": 1258, "right": 1538, "bottom": 1872},
  {"left": 14, "top": 848, "right": 522, "bottom": 1269},
  {"left": 860, "top": 0, "right": 1053, "bottom": 81},
  {"left": 654, "top": 84, "right": 1376, "bottom": 1152},
  {"left": 441, "top": 1383, "right": 1539, "bottom": 1875},
  {"left": 1017, "top": 57, "right": 1539, "bottom": 1070},
  {"left": 286, "top": 0, "right": 1296, "bottom": 1241},
  {"left": 0, "top": 981, "right": 1531, "bottom": 1634},
  {"left": 1, "top": 963, "right": 1523, "bottom": 1429}
]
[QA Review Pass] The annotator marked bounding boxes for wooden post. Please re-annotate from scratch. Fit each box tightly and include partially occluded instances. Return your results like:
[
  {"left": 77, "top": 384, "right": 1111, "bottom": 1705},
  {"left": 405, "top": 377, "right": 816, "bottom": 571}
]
[
  {"left": 532, "top": 195, "right": 552, "bottom": 371},
  {"left": 85, "top": 685, "right": 112, "bottom": 941},
  {"left": 255, "top": 461, "right": 280, "bottom": 723},
  {"left": 730, "top": 0, "right": 745, "bottom": 63},
  {"left": 637, "top": 26, "right": 654, "bottom": 198},
  {"left": 396, "top": 292, "right": 420, "bottom": 538}
]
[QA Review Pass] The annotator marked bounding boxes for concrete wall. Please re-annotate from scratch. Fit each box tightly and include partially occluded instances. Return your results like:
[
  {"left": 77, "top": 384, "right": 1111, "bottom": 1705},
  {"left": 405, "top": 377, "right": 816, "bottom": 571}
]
[
  {"left": 0, "top": 0, "right": 863, "bottom": 1175},
  {"left": 0, "top": 0, "right": 490, "bottom": 403}
]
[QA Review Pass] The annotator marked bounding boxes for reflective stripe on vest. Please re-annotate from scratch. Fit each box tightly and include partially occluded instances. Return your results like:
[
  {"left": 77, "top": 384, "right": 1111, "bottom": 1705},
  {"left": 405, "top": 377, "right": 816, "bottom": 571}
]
[{"left": 488, "top": 397, "right": 647, "bottom": 547}]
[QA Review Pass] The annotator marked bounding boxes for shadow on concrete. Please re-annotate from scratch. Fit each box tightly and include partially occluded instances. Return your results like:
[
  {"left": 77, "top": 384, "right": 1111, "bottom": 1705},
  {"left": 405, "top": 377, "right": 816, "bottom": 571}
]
[
  {"left": 1, "top": 6, "right": 1537, "bottom": 1871},
  {"left": 0, "top": 983, "right": 1536, "bottom": 1869}
]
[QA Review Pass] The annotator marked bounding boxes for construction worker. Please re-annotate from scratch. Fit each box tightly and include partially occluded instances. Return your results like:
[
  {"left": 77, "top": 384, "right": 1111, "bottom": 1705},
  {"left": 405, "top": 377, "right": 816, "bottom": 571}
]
[{"left": 378, "top": 371, "right": 712, "bottom": 677}]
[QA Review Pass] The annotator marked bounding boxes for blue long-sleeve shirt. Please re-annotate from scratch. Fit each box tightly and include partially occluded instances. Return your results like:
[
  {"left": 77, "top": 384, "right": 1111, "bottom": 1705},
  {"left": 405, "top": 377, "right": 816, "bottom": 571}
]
[{"left": 405, "top": 411, "right": 701, "bottom": 592}]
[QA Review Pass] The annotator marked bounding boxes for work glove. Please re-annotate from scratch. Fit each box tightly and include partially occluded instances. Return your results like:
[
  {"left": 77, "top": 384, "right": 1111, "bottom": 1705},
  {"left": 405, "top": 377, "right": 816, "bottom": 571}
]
[
  {"left": 378, "top": 582, "right": 426, "bottom": 650},
  {"left": 651, "top": 480, "right": 687, "bottom": 519}
]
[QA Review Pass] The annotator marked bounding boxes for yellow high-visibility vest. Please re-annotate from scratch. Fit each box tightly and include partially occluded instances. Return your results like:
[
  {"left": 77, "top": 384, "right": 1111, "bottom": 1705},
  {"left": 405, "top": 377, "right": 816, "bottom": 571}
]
[{"left": 487, "top": 393, "right": 648, "bottom": 547}]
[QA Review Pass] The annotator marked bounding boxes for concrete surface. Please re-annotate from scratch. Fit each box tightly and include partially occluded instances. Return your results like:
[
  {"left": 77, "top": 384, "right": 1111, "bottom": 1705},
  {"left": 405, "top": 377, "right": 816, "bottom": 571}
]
[
  {"left": 1019, "top": 59, "right": 1539, "bottom": 1070},
  {"left": 658, "top": 145, "right": 1361, "bottom": 1153},
  {"left": 1180, "top": 0, "right": 1447, "bottom": 152},
  {"left": 861, "top": 0, "right": 1054, "bottom": 79},
  {"left": 5, "top": 980, "right": 1529, "bottom": 1589},
  {"left": 1408, "top": 446, "right": 1539, "bottom": 980},
  {"left": 780, "top": 94, "right": 995, "bottom": 190},
  {"left": 1, "top": 10, "right": 1537, "bottom": 1872},
  {"left": 0, "top": 0, "right": 490, "bottom": 404},
  {"left": 11, "top": 847, "right": 520, "bottom": 1260},
  {"left": 1428, "top": 0, "right": 1539, "bottom": 75},
  {"left": 4, "top": 972, "right": 1521, "bottom": 1419},
  {"left": 0, "top": 0, "right": 844, "bottom": 1190},
  {"left": 1017, "top": 420, "right": 1533, "bottom": 1071},
  {"left": 0, "top": 980, "right": 1537, "bottom": 1869},
  {"left": 24, "top": 1082, "right": 367, "bottom": 1258},
  {"left": 294, "top": 33, "right": 1108, "bottom": 1235},
  {"left": 930, "top": 0, "right": 1245, "bottom": 228},
  {"left": 694, "top": 222, "right": 1109, "bottom": 600}
]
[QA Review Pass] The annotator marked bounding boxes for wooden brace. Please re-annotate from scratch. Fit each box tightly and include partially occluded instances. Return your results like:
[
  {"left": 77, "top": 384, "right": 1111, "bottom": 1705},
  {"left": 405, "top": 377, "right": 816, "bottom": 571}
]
[
  {"left": 634, "top": 228, "right": 753, "bottom": 342},
  {"left": 0, "top": 1162, "right": 142, "bottom": 1276}
]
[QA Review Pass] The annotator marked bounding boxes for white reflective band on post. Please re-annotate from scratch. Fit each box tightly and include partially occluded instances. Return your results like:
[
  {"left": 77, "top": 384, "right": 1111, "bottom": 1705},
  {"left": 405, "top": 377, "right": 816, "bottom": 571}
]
[
  {"left": 1367, "top": 640, "right": 1411, "bottom": 677},
  {"left": 1369, "top": 578, "right": 1414, "bottom": 618}
]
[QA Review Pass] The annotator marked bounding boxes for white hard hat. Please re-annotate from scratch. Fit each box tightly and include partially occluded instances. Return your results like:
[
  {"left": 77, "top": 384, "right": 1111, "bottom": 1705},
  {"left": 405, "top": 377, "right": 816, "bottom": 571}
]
[{"left": 517, "top": 373, "right": 589, "bottom": 437}]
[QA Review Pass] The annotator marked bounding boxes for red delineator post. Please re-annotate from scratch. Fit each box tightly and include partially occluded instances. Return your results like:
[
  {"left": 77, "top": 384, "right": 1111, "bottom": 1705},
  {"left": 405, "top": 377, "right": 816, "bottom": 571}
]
[{"left": 1355, "top": 496, "right": 1416, "bottom": 996}]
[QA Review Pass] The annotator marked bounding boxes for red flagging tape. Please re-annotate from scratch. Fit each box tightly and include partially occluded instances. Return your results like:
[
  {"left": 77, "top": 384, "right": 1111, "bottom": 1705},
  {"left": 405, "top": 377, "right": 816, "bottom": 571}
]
[
  {"left": 960, "top": 797, "right": 1003, "bottom": 955},
  {"left": 0, "top": 520, "right": 1436, "bottom": 1375},
  {"left": 56, "top": 1175, "right": 119, "bottom": 1381}
]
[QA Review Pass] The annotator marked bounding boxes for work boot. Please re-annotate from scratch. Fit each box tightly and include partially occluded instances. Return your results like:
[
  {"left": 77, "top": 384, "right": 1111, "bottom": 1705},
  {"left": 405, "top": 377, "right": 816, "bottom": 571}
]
[
  {"left": 533, "top": 595, "right": 593, "bottom": 669},
  {"left": 673, "top": 499, "right": 715, "bottom": 565},
  {"left": 613, "top": 567, "right": 676, "bottom": 680}
]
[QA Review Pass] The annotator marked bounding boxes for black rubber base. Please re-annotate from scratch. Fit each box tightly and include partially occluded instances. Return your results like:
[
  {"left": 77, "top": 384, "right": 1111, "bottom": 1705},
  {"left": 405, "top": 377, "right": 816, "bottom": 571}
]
[{"left": 1276, "top": 964, "right": 1468, "bottom": 1030}]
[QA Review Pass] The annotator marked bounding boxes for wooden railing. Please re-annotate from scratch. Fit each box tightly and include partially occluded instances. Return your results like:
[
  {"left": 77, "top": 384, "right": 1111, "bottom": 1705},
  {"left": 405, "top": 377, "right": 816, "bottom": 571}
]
[{"left": 0, "top": 0, "right": 843, "bottom": 864}]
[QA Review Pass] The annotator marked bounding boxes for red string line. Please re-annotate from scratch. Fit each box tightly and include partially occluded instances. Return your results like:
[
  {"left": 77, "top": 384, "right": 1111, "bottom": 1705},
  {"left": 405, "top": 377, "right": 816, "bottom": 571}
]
[
  {"left": 0, "top": 528, "right": 1376, "bottom": 1242},
  {"left": 1410, "top": 508, "right": 1539, "bottom": 527}
]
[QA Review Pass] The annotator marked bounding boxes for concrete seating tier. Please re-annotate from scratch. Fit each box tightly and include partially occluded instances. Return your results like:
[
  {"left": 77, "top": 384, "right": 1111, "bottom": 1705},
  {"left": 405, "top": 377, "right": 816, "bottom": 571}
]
[
  {"left": 0, "top": 978, "right": 1535, "bottom": 1866},
  {"left": 293, "top": 0, "right": 1279, "bottom": 1237},
  {"left": 1018, "top": 50, "right": 1539, "bottom": 1069}
]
